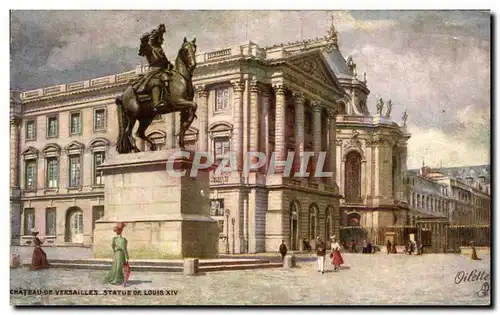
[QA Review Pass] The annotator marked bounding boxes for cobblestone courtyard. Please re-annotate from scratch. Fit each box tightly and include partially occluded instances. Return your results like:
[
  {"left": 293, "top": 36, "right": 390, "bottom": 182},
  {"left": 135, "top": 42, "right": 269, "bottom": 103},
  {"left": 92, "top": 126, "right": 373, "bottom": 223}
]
[{"left": 10, "top": 253, "right": 490, "bottom": 306}]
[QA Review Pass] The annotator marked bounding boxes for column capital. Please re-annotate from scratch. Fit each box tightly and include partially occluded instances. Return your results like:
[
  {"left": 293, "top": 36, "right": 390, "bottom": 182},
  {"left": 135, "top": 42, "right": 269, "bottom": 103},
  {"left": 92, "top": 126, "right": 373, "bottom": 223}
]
[
  {"left": 195, "top": 84, "right": 208, "bottom": 97},
  {"left": 250, "top": 78, "right": 260, "bottom": 93},
  {"left": 292, "top": 91, "right": 305, "bottom": 104},
  {"left": 326, "top": 108, "right": 338, "bottom": 119},
  {"left": 311, "top": 100, "right": 323, "bottom": 111},
  {"left": 272, "top": 84, "right": 286, "bottom": 95},
  {"left": 231, "top": 80, "right": 245, "bottom": 92}
]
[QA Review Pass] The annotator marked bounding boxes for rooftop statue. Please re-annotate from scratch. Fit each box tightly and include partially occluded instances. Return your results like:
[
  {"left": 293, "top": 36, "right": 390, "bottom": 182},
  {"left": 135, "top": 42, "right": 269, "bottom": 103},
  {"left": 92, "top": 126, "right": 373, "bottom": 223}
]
[
  {"left": 115, "top": 24, "right": 198, "bottom": 153},
  {"left": 385, "top": 99, "right": 392, "bottom": 117},
  {"left": 376, "top": 98, "right": 384, "bottom": 115}
]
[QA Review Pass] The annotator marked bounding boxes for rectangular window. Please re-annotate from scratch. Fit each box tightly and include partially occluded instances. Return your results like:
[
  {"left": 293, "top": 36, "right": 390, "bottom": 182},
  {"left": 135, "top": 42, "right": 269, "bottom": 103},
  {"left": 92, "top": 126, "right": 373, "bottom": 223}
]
[
  {"left": 214, "top": 138, "right": 230, "bottom": 161},
  {"left": 70, "top": 112, "right": 81, "bottom": 135},
  {"left": 93, "top": 108, "right": 106, "bottom": 131},
  {"left": 215, "top": 88, "right": 229, "bottom": 112},
  {"left": 47, "top": 116, "right": 58, "bottom": 138},
  {"left": 93, "top": 152, "right": 105, "bottom": 185},
  {"left": 24, "top": 208, "right": 35, "bottom": 235},
  {"left": 69, "top": 155, "right": 81, "bottom": 187},
  {"left": 45, "top": 208, "right": 57, "bottom": 236},
  {"left": 25, "top": 160, "right": 37, "bottom": 190},
  {"left": 46, "top": 157, "right": 59, "bottom": 188},
  {"left": 25, "top": 120, "right": 36, "bottom": 140}
]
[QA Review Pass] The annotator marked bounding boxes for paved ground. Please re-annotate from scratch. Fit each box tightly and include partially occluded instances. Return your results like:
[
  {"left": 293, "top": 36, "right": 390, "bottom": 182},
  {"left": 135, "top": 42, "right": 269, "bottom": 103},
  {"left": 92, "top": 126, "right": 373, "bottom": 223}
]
[{"left": 10, "top": 252, "right": 491, "bottom": 306}]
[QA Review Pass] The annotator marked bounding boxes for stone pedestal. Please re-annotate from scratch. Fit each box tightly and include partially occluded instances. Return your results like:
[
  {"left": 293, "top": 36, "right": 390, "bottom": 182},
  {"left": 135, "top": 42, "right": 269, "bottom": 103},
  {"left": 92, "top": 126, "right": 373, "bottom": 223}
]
[
  {"left": 283, "top": 253, "right": 296, "bottom": 268},
  {"left": 183, "top": 258, "right": 199, "bottom": 275},
  {"left": 93, "top": 149, "right": 219, "bottom": 259}
]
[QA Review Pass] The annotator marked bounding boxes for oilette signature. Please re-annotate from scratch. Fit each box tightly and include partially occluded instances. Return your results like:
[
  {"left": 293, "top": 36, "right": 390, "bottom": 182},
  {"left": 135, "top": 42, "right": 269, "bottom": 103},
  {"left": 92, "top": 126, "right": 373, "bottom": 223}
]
[{"left": 454, "top": 269, "right": 490, "bottom": 298}]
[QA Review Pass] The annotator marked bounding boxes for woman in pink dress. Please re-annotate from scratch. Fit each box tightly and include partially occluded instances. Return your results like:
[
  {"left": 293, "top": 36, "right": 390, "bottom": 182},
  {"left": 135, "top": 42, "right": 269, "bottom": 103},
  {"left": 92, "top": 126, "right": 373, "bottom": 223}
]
[
  {"left": 31, "top": 230, "right": 50, "bottom": 270},
  {"left": 330, "top": 236, "right": 344, "bottom": 271}
]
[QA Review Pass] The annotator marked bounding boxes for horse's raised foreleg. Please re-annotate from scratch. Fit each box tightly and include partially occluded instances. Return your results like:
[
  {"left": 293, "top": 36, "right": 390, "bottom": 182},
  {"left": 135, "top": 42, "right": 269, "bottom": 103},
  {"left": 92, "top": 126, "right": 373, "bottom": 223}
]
[
  {"left": 125, "top": 118, "right": 139, "bottom": 153},
  {"left": 136, "top": 116, "right": 156, "bottom": 151},
  {"left": 173, "top": 99, "right": 197, "bottom": 149}
]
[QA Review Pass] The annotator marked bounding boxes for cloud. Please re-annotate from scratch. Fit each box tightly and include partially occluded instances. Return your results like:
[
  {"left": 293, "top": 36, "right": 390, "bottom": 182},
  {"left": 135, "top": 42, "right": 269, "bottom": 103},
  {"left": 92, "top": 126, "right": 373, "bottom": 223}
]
[
  {"left": 406, "top": 106, "right": 490, "bottom": 169},
  {"left": 331, "top": 11, "right": 396, "bottom": 32}
]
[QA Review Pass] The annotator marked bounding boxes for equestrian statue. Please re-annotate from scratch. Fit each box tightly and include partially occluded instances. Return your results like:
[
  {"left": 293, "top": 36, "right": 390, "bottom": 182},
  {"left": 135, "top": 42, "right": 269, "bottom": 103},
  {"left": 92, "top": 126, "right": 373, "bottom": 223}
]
[{"left": 115, "top": 24, "right": 198, "bottom": 153}]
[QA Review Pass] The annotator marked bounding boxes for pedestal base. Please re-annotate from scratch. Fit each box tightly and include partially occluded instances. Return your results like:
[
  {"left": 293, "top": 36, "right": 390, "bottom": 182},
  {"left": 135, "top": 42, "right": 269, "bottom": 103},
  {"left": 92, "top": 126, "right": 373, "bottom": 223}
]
[
  {"left": 93, "top": 218, "right": 218, "bottom": 259},
  {"left": 92, "top": 149, "right": 219, "bottom": 259}
]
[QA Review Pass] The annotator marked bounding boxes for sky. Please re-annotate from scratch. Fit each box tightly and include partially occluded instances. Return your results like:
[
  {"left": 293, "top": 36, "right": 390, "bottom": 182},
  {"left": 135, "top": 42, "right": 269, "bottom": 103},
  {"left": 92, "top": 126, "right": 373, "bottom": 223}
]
[{"left": 9, "top": 10, "right": 491, "bottom": 169}]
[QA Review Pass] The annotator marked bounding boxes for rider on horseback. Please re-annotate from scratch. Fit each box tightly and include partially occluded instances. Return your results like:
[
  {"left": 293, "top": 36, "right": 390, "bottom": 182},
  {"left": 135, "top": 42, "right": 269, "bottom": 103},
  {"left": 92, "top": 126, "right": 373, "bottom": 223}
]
[{"left": 133, "top": 24, "right": 174, "bottom": 115}]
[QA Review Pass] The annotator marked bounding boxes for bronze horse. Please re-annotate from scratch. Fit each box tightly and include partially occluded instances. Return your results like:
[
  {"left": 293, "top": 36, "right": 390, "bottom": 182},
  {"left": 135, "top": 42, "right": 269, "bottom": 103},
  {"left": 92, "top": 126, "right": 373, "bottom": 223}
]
[{"left": 115, "top": 37, "right": 198, "bottom": 153}]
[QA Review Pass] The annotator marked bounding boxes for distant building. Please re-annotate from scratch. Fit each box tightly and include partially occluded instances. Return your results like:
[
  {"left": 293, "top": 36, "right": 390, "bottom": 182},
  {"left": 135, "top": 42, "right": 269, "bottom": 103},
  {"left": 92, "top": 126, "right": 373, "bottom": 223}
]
[{"left": 406, "top": 164, "right": 490, "bottom": 226}]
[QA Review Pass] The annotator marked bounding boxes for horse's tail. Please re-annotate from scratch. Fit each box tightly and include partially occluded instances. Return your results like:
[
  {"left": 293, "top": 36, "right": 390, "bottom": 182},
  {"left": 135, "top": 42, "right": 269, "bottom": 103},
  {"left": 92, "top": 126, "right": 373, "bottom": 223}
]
[{"left": 115, "top": 95, "right": 131, "bottom": 154}]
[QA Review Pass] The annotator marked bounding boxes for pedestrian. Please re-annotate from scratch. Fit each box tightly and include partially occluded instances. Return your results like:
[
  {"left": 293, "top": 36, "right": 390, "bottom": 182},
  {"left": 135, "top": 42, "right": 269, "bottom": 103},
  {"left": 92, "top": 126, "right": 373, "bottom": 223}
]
[
  {"left": 330, "top": 236, "right": 344, "bottom": 271},
  {"left": 362, "top": 240, "right": 368, "bottom": 254},
  {"left": 104, "top": 222, "right": 129, "bottom": 285},
  {"left": 351, "top": 240, "right": 357, "bottom": 253},
  {"left": 470, "top": 241, "right": 481, "bottom": 260},
  {"left": 279, "top": 240, "right": 287, "bottom": 260},
  {"left": 315, "top": 236, "right": 326, "bottom": 274},
  {"left": 407, "top": 241, "right": 413, "bottom": 255},
  {"left": 367, "top": 240, "right": 373, "bottom": 254},
  {"left": 391, "top": 242, "right": 398, "bottom": 254},
  {"left": 30, "top": 229, "right": 50, "bottom": 270},
  {"left": 386, "top": 240, "right": 392, "bottom": 255}
]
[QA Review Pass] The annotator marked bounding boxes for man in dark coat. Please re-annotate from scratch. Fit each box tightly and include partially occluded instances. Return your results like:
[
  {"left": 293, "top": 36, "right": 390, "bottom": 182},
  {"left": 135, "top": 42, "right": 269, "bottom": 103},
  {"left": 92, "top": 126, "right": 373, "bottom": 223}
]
[{"left": 279, "top": 240, "right": 287, "bottom": 260}]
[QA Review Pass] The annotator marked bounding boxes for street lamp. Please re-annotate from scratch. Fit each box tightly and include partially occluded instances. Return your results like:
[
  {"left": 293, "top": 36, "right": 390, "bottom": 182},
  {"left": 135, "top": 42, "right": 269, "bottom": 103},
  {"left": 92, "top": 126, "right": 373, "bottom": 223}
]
[
  {"left": 231, "top": 217, "right": 236, "bottom": 254},
  {"left": 225, "top": 209, "right": 230, "bottom": 254}
]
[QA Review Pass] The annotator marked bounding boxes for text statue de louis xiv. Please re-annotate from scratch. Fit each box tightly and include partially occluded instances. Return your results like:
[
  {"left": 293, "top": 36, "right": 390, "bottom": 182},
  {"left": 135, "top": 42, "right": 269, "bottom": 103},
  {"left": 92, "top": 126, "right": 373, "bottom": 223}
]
[{"left": 115, "top": 24, "right": 198, "bottom": 154}]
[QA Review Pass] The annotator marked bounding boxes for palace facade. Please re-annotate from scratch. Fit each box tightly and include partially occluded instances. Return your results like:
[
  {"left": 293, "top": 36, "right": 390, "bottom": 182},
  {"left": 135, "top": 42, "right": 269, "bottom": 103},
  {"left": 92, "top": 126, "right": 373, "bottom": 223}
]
[{"left": 10, "top": 24, "right": 410, "bottom": 252}]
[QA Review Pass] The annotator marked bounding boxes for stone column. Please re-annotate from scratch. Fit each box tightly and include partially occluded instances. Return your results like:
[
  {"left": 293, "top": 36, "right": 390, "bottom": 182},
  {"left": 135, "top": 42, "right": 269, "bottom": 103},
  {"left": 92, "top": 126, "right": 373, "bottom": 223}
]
[
  {"left": 327, "top": 108, "right": 337, "bottom": 188},
  {"left": 10, "top": 117, "right": 20, "bottom": 188},
  {"left": 293, "top": 92, "right": 305, "bottom": 173},
  {"left": 311, "top": 101, "right": 323, "bottom": 177},
  {"left": 249, "top": 78, "right": 260, "bottom": 168},
  {"left": 231, "top": 80, "right": 245, "bottom": 171},
  {"left": 273, "top": 84, "right": 286, "bottom": 171},
  {"left": 260, "top": 91, "right": 270, "bottom": 172},
  {"left": 195, "top": 85, "right": 209, "bottom": 152}
]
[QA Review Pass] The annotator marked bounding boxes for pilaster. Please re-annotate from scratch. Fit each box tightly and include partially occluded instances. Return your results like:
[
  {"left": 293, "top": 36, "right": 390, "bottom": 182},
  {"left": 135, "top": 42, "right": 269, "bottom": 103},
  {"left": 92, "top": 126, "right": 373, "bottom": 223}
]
[
  {"left": 293, "top": 91, "right": 305, "bottom": 172},
  {"left": 231, "top": 79, "right": 245, "bottom": 170},
  {"left": 273, "top": 84, "right": 286, "bottom": 170},
  {"left": 249, "top": 78, "right": 260, "bottom": 169}
]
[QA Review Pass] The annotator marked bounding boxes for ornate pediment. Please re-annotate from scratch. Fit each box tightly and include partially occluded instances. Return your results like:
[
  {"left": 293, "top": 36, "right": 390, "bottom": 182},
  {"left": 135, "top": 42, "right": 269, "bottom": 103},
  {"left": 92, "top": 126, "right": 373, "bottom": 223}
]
[
  {"left": 288, "top": 53, "right": 344, "bottom": 93},
  {"left": 343, "top": 130, "right": 362, "bottom": 150},
  {"left": 42, "top": 143, "right": 62, "bottom": 157},
  {"left": 22, "top": 146, "right": 39, "bottom": 160},
  {"left": 88, "top": 137, "right": 111, "bottom": 152},
  {"left": 64, "top": 141, "right": 85, "bottom": 155}
]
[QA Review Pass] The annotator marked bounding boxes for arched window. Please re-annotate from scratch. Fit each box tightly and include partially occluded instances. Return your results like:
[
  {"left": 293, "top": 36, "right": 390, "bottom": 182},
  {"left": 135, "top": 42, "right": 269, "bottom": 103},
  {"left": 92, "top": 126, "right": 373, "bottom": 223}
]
[
  {"left": 345, "top": 151, "right": 362, "bottom": 203},
  {"left": 308, "top": 204, "right": 318, "bottom": 240},
  {"left": 289, "top": 202, "right": 299, "bottom": 250},
  {"left": 325, "top": 207, "right": 334, "bottom": 240},
  {"left": 145, "top": 130, "right": 166, "bottom": 151}
]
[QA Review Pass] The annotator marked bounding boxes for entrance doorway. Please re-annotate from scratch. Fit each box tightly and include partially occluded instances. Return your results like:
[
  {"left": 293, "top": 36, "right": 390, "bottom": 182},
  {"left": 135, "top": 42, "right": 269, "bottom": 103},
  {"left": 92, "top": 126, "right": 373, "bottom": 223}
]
[{"left": 65, "top": 207, "right": 84, "bottom": 243}]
